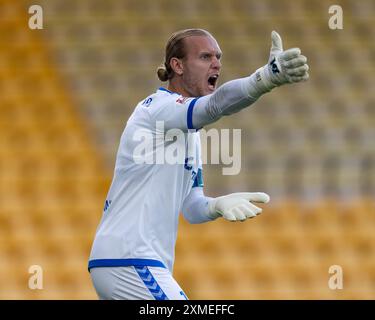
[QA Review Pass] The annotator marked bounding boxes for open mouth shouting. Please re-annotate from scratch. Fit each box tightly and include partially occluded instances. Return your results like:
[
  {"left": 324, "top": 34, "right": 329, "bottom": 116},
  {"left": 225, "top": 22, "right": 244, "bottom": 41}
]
[{"left": 208, "top": 74, "right": 219, "bottom": 91}]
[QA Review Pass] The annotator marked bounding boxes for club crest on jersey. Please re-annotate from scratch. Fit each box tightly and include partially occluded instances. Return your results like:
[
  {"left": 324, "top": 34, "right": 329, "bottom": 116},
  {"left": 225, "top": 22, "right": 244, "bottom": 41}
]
[{"left": 176, "top": 97, "right": 189, "bottom": 104}]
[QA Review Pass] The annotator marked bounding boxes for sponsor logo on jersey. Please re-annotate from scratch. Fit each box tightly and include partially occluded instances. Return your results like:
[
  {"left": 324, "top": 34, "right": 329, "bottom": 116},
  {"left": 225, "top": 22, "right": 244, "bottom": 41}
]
[
  {"left": 142, "top": 97, "right": 153, "bottom": 107},
  {"left": 184, "top": 157, "right": 193, "bottom": 171},
  {"left": 103, "top": 199, "right": 112, "bottom": 212}
]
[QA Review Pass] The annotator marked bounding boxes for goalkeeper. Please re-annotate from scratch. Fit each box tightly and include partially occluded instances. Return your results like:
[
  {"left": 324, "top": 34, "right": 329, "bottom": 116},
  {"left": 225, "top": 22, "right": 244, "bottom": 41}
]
[{"left": 89, "top": 29, "right": 309, "bottom": 300}]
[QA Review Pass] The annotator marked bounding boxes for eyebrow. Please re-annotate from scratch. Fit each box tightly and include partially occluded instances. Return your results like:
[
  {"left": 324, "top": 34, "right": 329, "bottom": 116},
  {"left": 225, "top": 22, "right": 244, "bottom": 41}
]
[{"left": 200, "top": 51, "right": 222, "bottom": 58}]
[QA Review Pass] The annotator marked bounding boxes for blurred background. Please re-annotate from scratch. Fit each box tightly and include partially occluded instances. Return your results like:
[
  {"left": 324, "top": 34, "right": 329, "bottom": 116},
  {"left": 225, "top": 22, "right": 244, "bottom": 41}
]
[{"left": 0, "top": 0, "right": 374, "bottom": 299}]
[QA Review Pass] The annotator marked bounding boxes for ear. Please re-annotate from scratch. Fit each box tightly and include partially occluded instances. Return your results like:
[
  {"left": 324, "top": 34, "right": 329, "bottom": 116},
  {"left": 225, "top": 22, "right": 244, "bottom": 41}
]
[{"left": 169, "top": 57, "right": 184, "bottom": 76}]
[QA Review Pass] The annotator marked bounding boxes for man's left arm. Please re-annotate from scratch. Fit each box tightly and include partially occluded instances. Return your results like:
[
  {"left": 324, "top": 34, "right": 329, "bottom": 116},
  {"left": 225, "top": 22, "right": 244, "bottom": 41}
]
[
  {"left": 181, "top": 186, "right": 215, "bottom": 224},
  {"left": 181, "top": 186, "right": 270, "bottom": 224}
]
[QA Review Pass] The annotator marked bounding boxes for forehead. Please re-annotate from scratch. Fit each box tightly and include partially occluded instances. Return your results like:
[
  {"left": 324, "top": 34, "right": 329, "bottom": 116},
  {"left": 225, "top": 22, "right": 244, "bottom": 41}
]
[{"left": 183, "top": 35, "right": 221, "bottom": 56}]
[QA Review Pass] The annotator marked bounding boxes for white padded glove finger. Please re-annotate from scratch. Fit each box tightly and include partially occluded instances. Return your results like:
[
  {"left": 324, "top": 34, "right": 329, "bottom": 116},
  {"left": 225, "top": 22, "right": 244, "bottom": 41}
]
[
  {"left": 244, "top": 201, "right": 263, "bottom": 217},
  {"left": 254, "top": 31, "right": 309, "bottom": 92},
  {"left": 284, "top": 56, "right": 307, "bottom": 68},
  {"left": 290, "top": 73, "right": 309, "bottom": 82},
  {"left": 286, "top": 64, "right": 309, "bottom": 76},
  {"left": 231, "top": 207, "right": 247, "bottom": 221},
  {"left": 208, "top": 192, "right": 270, "bottom": 222},
  {"left": 239, "top": 204, "right": 255, "bottom": 219},
  {"left": 281, "top": 48, "right": 302, "bottom": 61}
]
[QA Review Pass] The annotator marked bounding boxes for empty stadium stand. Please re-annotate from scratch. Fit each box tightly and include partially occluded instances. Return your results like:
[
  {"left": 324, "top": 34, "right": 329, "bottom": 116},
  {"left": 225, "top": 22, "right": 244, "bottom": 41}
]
[{"left": 0, "top": 0, "right": 373, "bottom": 299}]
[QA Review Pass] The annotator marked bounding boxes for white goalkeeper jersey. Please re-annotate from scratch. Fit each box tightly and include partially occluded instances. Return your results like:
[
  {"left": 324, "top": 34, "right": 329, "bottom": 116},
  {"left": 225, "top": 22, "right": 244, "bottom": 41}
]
[{"left": 89, "top": 88, "right": 203, "bottom": 273}]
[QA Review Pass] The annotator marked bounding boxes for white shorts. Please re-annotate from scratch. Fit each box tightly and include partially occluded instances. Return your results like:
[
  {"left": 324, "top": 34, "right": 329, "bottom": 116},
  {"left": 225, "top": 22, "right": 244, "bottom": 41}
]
[{"left": 90, "top": 266, "right": 188, "bottom": 300}]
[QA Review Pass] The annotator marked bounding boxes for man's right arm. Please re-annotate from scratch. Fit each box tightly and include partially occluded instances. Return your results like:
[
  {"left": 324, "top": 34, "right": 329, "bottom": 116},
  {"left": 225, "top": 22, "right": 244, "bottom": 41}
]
[{"left": 191, "top": 31, "right": 309, "bottom": 129}]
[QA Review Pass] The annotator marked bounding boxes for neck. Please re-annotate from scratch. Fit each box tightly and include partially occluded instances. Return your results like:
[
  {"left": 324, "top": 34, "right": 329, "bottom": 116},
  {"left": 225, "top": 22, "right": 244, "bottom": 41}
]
[{"left": 167, "top": 78, "right": 192, "bottom": 97}]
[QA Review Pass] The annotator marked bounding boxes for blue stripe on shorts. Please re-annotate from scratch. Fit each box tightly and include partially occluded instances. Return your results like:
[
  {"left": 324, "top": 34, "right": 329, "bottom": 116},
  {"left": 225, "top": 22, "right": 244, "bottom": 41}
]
[{"left": 134, "top": 266, "right": 169, "bottom": 300}]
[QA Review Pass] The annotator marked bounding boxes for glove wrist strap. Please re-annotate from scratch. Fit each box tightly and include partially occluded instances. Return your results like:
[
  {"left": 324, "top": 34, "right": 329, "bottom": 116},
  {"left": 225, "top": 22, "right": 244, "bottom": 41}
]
[
  {"left": 247, "top": 66, "right": 276, "bottom": 99},
  {"left": 207, "top": 198, "right": 221, "bottom": 220}
]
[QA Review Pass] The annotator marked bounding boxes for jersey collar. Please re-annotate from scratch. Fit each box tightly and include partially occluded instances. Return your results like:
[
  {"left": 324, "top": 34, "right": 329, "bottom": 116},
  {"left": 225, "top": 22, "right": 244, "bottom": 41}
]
[{"left": 158, "top": 87, "right": 178, "bottom": 95}]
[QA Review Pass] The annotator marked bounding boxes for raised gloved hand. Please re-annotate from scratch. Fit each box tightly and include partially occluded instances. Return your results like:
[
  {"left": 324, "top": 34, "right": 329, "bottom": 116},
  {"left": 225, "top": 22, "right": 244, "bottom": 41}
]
[
  {"left": 255, "top": 31, "right": 309, "bottom": 93},
  {"left": 208, "top": 192, "right": 270, "bottom": 222}
]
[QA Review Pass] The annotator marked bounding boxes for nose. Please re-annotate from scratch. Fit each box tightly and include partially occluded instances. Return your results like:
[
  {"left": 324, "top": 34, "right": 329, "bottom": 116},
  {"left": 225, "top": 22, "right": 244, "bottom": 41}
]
[{"left": 212, "top": 56, "right": 221, "bottom": 70}]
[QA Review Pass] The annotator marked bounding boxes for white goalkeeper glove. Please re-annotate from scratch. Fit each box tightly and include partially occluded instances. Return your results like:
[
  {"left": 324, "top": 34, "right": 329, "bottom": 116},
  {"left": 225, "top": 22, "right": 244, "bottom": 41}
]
[
  {"left": 254, "top": 31, "right": 309, "bottom": 94},
  {"left": 208, "top": 192, "right": 270, "bottom": 222}
]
